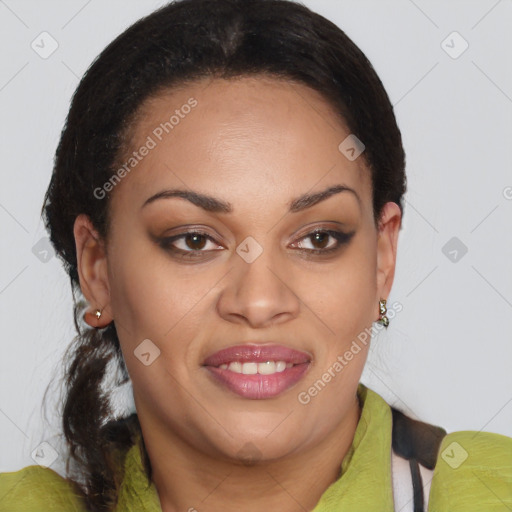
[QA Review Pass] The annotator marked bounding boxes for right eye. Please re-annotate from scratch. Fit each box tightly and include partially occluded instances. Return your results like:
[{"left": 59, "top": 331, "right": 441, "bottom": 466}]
[{"left": 158, "top": 230, "right": 224, "bottom": 258}]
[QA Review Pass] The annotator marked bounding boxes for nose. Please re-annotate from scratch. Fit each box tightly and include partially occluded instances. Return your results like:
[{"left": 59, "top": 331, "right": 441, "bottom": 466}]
[{"left": 216, "top": 242, "right": 301, "bottom": 329}]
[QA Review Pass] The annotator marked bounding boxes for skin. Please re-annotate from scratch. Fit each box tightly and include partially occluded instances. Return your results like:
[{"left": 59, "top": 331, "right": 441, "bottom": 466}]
[{"left": 74, "top": 76, "right": 401, "bottom": 511}]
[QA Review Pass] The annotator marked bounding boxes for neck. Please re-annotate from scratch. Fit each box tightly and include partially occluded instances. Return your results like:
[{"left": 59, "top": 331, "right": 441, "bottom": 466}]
[{"left": 145, "top": 394, "right": 361, "bottom": 512}]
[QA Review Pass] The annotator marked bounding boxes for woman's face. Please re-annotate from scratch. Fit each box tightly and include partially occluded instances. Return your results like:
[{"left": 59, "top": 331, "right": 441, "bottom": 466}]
[{"left": 75, "top": 76, "right": 401, "bottom": 462}]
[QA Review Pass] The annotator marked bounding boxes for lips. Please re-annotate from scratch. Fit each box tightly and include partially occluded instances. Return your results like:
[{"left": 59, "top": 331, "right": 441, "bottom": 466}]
[
  {"left": 203, "top": 344, "right": 311, "bottom": 367},
  {"left": 202, "top": 343, "right": 311, "bottom": 400}
]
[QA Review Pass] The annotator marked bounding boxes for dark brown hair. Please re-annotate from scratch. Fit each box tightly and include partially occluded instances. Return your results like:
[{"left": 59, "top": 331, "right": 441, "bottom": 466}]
[{"left": 42, "top": 0, "right": 406, "bottom": 509}]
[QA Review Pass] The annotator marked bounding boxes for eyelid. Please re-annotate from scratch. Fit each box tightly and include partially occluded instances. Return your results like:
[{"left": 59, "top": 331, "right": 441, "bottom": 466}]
[
  {"left": 291, "top": 221, "right": 353, "bottom": 241},
  {"left": 292, "top": 222, "right": 346, "bottom": 239}
]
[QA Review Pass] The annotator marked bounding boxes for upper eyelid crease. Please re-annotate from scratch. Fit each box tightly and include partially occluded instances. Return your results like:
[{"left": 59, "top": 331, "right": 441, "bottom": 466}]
[{"left": 141, "top": 184, "right": 360, "bottom": 213}]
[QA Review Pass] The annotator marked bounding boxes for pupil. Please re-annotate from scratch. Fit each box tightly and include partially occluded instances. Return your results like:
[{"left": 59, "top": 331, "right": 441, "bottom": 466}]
[
  {"left": 312, "top": 232, "right": 328, "bottom": 249},
  {"left": 186, "top": 234, "right": 206, "bottom": 250}
]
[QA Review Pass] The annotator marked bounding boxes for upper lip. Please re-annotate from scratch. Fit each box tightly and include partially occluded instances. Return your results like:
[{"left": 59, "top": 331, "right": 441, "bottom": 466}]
[{"left": 203, "top": 343, "right": 312, "bottom": 367}]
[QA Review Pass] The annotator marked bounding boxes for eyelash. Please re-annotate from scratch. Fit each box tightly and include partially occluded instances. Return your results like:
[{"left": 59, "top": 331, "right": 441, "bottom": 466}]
[{"left": 158, "top": 228, "right": 355, "bottom": 259}]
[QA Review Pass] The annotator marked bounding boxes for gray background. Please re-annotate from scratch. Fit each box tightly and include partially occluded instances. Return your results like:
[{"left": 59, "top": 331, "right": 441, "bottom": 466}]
[{"left": 1, "top": 0, "right": 511, "bottom": 474}]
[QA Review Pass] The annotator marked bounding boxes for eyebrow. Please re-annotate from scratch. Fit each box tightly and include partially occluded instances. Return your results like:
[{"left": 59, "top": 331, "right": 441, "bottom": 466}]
[{"left": 141, "top": 184, "right": 360, "bottom": 214}]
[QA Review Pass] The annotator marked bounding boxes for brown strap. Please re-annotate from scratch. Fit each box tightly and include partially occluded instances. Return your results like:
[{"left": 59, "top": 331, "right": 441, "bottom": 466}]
[
  {"left": 391, "top": 406, "right": 447, "bottom": 511},
  {"left": 391, "top": 407, "right": 447, "bottom": 470},
  {"left": 409, "top": 458, "right": 424, "bottom": 512}
]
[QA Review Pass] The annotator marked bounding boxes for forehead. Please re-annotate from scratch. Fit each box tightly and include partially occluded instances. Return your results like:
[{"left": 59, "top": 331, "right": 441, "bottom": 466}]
[{"left": 110, "top": 76, "right": 372, "bottom": 218}]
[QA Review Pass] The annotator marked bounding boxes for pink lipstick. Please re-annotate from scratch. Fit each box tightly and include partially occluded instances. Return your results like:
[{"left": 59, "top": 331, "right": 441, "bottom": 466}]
[{"left": 202, "top": 344, "right": 311, "bottom": 399}]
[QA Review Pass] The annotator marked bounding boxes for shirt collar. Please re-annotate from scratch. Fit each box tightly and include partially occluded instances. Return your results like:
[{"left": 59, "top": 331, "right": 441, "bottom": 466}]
[{"left": 312, "top": 383, "right": 395, "bottom": 511}]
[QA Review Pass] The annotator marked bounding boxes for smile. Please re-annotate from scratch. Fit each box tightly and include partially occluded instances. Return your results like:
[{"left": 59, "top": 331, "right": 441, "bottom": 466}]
[
  {"left": 202, "top": 343, "right": 311, "bottom": 400},
  {"left": 218, "top": 360, "right": 293, "bottom": 374}
]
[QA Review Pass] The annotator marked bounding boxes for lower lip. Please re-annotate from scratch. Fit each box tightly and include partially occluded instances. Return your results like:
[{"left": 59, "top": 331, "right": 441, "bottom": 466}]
[{"left": 204, "top": 363, "right": 310, "bottom": 399}]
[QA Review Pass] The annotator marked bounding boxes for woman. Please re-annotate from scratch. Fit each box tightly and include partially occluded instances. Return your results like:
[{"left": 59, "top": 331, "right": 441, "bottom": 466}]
[{"left": 1, "top": 0, "right": 510, "bottom": 510}]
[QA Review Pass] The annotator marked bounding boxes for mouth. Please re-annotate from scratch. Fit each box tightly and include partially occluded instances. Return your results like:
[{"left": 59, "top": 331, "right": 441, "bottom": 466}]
[{"left": 202, "top": 343, "right": 312, "bottom": 399}]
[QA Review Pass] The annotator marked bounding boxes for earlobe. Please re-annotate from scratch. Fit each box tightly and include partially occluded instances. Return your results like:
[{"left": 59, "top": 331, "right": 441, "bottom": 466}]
[
  {"left": 375, "top": 202, "right": 402, "bottom": 303},
  {"left": 73, "top": 214, "right": 113, "bottom": 328}
]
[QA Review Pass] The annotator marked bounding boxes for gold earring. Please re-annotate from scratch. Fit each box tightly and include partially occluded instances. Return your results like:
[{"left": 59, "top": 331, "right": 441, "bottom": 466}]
[
  {"left": 377, "top": 299, "right": 389, "bottom": 328},
  {"left": 95, "top": 309, "right": 102, "bottom": 320}
]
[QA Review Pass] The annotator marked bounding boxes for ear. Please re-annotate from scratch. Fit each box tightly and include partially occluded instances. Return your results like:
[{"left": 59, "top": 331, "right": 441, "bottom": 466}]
[
  {"left": 375, "top": 202, "right": 402, "bottom": 309},
  {"left": 73, "top": 213, "right": 113, "bottom": 328}
]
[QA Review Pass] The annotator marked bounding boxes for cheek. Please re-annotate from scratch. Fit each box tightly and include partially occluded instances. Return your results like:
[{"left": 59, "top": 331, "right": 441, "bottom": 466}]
[
  {"left": 106, "top": 238, "right": 220, "bottom": 371},
  {"left": 293, "top": 244, "right": 376, "bottom": 440},
  {"left": 299, "top": 234, "right": 378, "bottom": 344},
  {"left": 106, "top": 238, "right": 185, "bottom": 352},
  {"left": 106, "top": 248, "right": 200, "bottom": 404}
]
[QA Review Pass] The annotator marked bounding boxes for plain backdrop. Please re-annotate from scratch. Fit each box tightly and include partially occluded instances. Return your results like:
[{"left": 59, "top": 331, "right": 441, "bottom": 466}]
[{"left": 1, "top": 0, "right": 511, "bottom": 475}]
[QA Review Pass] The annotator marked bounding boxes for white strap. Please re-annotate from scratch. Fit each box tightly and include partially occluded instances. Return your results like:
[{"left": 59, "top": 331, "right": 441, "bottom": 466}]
[
  {"left": 391, "top": 449, "right": 434, "bottom": 511},
  {"left": 391, "top": 450, "right": 414, "bottom": 512}
]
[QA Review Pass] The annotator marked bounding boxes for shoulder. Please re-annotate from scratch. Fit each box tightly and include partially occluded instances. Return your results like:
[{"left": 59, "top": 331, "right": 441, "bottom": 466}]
[
  {"left": 0, "top": 465, "right": 87, "bottom": 512},
  {"left": 429, "top": 430, "right": 512, "bottom": 511}
]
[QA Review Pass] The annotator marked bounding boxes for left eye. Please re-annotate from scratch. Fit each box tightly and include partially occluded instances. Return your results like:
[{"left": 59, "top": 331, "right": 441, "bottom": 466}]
[{"left": 291, "top": 230, "right": 353, "bottom": 253}]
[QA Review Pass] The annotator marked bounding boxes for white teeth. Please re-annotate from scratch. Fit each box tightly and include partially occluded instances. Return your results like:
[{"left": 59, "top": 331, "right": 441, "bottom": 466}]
[
  {"left": 258, "top": 361, "right": 276, "bottom": 375},
  {"left": 228, "top": 361, "right": 242, "bottom": 373},
  {"left": 276, "top": 361, "right": 286, "bottom": 372},
  {"left": 242, "top": 362, "right": 258, "bottom": 375},
  {"left": 221, "top": 360, "right": 292, "bottom": 375}
]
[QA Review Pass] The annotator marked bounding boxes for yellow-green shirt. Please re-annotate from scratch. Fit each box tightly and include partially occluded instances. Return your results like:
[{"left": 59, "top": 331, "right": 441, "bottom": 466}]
[{"left": 1, "top": 384, "right": 511, "bottom": 511}]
